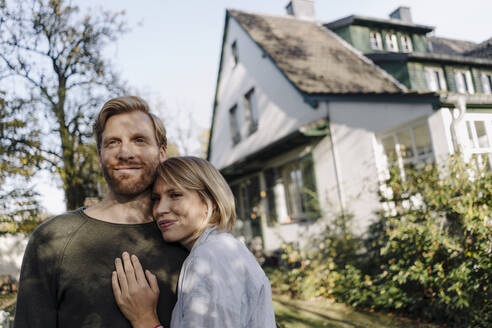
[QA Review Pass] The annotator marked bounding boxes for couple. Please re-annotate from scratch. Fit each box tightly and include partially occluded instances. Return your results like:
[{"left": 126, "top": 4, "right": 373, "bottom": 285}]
[{"left": 14, "top": 96, "right": 276, "bottom": 327}]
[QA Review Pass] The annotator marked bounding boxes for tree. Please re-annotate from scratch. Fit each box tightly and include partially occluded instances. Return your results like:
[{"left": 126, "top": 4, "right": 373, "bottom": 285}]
[
  {"left": 0, "top": 95, "right": 42, "bottom": 232},
  {"left": 0, "top": 0, "right": 128, "bottom": 210},
  {"left": 152, "top": 99, "right": 209, "bottom": 158}
]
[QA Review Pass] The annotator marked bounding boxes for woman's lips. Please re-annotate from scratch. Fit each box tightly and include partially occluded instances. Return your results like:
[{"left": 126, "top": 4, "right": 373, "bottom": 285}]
[{"left": 158, "top": 220, "right": 176, "bottom": 230}]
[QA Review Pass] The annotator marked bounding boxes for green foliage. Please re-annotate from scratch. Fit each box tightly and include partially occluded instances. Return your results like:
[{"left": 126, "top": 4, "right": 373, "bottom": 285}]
[
  {"left": 0, "top": 96, "right": 43, "bottom": 230},
  {"left": 267, "top": 155, "right": 492, "bottom": 327},
  {"left": 0, "top": 0, "right": 127, "bottom": 210}
]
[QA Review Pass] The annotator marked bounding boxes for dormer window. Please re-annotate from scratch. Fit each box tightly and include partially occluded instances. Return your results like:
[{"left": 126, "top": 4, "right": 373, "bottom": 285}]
[
  {"left": 385, "top": 33, "right": 399, "bottom": 52},
  {"left": 455, "top": 70, "right": 474, "bottom": 94},
  {"left": 231, "top": 41, "right": 238, "bottom": 66},
  {"left": 369, "top": 31, "right": 383, "bottom": 50},
  {"left": 425, "top": 67, "right": 447, "bottom": 91},
  {"left": 400, "top": 34, "right": 413, "bottom": 52},
  {"left": 481, "top": 72, "right": 492, "bottom": 94}
]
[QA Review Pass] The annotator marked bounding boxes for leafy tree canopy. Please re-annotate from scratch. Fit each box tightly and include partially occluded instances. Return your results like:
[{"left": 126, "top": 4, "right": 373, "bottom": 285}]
[{"left": 0, "top": 0, "right": 128, "bottom": 212}]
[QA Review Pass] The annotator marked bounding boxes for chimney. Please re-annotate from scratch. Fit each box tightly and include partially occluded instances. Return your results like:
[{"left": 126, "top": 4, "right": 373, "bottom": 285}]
[
  {"left": 389, "top": 6, "right": 412, "bottom": 23},
  {"left": 286, "top": 0, "right": 315, "bottom": 20}
]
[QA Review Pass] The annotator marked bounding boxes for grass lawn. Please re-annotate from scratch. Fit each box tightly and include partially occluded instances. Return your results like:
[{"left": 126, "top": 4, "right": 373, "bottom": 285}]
[
  {"left": 2, "top": 292, "right": 440, "bottom": 327},
  {"left": 273, "top": 294, "right": 440, "bottom": 328}
]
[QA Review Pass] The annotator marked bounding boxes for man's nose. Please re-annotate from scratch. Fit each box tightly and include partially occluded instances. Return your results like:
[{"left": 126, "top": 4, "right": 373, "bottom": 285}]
[{"left": 117, "top": 142, "right": 135, "bottom": 160}]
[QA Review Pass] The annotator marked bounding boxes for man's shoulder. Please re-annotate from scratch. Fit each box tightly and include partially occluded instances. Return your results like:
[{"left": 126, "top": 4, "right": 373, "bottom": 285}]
[{"left": 31, "top": 208, "right": 87, "bottom": 240}]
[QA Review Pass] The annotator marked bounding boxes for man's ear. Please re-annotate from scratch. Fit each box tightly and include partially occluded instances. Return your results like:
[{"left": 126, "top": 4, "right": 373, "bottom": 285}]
[{"left": 159, "top": 146, "right": 167, "bottom": 163}]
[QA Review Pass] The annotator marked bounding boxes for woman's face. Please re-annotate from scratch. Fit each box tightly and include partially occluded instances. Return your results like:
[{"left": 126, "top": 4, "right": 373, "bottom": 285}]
[{"left": 151, "top": 178, "right": 208, "bottom": 250}]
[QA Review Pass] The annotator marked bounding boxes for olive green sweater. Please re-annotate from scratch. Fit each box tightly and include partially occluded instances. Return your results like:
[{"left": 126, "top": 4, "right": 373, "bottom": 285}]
[{"left": 14, "top": 209, "right": 188, "bottom": 328}]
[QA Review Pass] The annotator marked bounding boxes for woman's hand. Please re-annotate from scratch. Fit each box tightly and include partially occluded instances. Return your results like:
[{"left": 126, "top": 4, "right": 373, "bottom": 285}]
[{"left": 112, "top": 252, "right": 162, "bottom": 328}]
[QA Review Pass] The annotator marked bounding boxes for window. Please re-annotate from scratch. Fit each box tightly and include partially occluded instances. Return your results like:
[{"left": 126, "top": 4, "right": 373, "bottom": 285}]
[
  {"left": 400, "top": 34, "right": 413, "bottom": 52},
  {"left": 481, "top": 73, "right": 492, "bottom": 94},
  {"left": 454, "top": 70, "right": 474, "bottom": 94},
  {"left": 228, "top": 104, "right": 241, "bottom": 145},
  {"left": 464, "top": 118, "right": 492, "bottom": 171},
  {"left": 385, "top": 33, "right": 399, "bottom": 52},
  {"left": 425, "top": 67, "right": 447, "bottom": 91},
  {"left": 243, "top": 88, "right": 258, "bottom": 135},
  {"left": 231, "top": 41, "right": 238, "bottom": 66},
  {"left": 231, "top": 177, "right": 262, "bottom": 240},
  {"left": 280, "top": 156, "right": 319, "bottom": 221},
  {"left": 264, "top": 168, "right": 278, "bottom": 225},
  {"left": 380, "top": 122, "right": 434, "bottom": 178},
  {"left": 369, "top": 31, "right": 383, "bottom": 50}
]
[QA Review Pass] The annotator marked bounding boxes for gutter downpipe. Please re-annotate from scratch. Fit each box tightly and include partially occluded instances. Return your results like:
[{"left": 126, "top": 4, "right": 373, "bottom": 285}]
[
  {"left": 325, "top": 102, "right": 346, "bottom": 217},
  {"left": 450, "top": 95, "right": 467, "bottom": 155}
]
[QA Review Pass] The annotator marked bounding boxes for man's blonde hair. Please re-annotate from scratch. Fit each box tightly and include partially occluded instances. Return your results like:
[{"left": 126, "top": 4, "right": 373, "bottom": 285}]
[
  {"left": 93, "top": 96, "right": 167, "bottom": 152},
  {"left": 156, "top": 156, "right": 236, "bottom": 242}
]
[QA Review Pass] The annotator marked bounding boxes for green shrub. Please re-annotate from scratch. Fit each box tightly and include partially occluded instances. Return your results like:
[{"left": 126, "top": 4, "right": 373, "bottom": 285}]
[{"left": 267, "top": 155, "right": 492, "bottom": 327}]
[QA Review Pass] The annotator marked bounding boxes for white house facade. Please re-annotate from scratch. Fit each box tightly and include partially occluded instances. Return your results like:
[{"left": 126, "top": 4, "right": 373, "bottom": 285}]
[{"left": 208, "top": 1, "right": 492, "bottom": 251}]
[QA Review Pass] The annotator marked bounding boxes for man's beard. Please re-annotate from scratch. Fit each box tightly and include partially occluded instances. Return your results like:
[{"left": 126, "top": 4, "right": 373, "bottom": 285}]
[{"left": 102, "top": 159, "right": 159, "bottom": 197}]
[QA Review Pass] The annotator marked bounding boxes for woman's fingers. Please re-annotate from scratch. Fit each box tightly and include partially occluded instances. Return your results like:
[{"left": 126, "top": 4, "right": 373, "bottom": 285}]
[
  {"left": 145, "top": 269, "right": 160, "bottom": 294},
  {"left": 122, "top": 252, "right": 136, "bottom": 280},
  {"left": 131, "top": 254, "right": 148, "bottom": 286},
  {"left": 115, "top": 257, "right": 129, "bottom": 295},
  {"left": 111, "top": 271, "right": 122, "bottom": 302}
]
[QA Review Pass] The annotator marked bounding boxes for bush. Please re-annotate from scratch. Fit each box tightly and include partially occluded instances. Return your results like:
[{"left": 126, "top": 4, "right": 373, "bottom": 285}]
[{"left": 267, "top": 155, "right": 492, "bottom": 327}]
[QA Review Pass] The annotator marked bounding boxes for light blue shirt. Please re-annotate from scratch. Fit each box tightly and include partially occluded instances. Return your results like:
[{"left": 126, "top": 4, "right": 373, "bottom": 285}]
[{"left": 170, "top": 227, "right": 276, "bottom": 328}]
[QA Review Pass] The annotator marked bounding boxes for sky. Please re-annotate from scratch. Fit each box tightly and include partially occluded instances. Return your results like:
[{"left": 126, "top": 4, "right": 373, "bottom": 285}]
[{"left": 39, "top": 0, "right": 492, "bottom": 214}]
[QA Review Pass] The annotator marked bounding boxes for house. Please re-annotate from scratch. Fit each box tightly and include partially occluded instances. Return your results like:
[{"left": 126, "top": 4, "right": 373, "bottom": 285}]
[{"left": 207, "top": 0, "right": 492, "bottom": 251}]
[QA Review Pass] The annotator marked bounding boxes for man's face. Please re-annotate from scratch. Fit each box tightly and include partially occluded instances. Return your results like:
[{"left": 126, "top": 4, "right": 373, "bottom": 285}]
[{"left": 99, "top": 111, "right": 166, "bottom": 197}]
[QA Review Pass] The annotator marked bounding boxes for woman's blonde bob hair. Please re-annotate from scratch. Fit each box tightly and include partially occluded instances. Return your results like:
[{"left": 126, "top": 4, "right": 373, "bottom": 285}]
[{"left": 156, "top": 156, "right": 236, "bottom": 241}]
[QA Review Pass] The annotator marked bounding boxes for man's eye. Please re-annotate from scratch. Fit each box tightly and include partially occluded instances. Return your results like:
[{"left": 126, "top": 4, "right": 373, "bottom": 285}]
[
  {"left": 135, "top": 137, "right": 145, "bottom": 143},
  {"left": 151, "top": 194, "right": 160, "bottom": 201}
]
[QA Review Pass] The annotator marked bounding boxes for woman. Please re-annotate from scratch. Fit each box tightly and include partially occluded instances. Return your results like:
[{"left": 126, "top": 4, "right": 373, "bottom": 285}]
[{"left": 111, "top": 156, "right": 276, "bottom": 328}]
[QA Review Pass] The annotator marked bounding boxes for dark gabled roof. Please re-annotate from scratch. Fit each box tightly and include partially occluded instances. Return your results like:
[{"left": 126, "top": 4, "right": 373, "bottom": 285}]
[
  {"left": 324, "top": 15, "right": 434, "bottom": 34},
  {"left": 228, "top": 10, "right": 403, "bottom": 95},
  {"left": 464, "top": 37, "right": 492, "bottom": 59},
  {"left": 429, "top": 36, "right": 477, "bottom": 56}
]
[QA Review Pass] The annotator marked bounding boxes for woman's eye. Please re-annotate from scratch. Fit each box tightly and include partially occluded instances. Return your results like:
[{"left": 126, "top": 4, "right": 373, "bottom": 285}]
[
  {"left": 135, "top": 137, "right": 145, "bottom": 143},
  {"left": 170, "top": 192, "right": 182, "bottom": 199}
]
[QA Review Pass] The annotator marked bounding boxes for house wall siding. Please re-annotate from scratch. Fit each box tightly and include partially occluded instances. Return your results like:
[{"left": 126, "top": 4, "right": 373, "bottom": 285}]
[
  {"left": 326, "top": 101, "right": 435, "bottom": 232},
  {"left": 330, "top": 26, "right": 352, "bottom": 47},
  {"left": 471, "top": 67, "right": 484, "bottom": 93},
  {"left": 408, "top": 62, "right": 428, "bottom": 91},
  {"left": 412, "top": 34, "right": 430, "bottom": 53},
  {"left": 377, "top": 62, "right": 411, "bottom": 88},
  {"left": 210, "top": 17, "right": 327, "bottom": 170},
  {"left": 347, "top": 25, "right": 372, "bottom": 53}
]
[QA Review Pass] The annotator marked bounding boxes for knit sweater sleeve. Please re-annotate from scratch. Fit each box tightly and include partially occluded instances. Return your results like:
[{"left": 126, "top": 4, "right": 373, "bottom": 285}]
[{"left": 14, "top": 213, "right": 86, "bottom": 328}]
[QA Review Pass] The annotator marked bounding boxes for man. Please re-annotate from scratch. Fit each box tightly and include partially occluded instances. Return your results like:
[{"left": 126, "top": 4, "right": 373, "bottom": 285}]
[{"left": 14, "top": 96, "right": 188, "bottom": 327}]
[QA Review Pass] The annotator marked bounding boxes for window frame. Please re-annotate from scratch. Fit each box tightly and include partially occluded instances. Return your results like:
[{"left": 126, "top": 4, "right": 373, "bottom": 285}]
[
  {"left": 379, "top": 120, "right": 434, "bottom": 180},
  {"left": 385, "top": 33, "right": 399, "bottom": 52},
  {"left": 425, "top": 66, "right": 447, "bottom": 91},
  {"left": 463, "top": 114, "right": 492, "bottom": 171},
  {"left": 243, "top": 87, "right": 258, "bottom": 135},
  {"left": 400, "top": 34, "right": 413, "bottom": 52},
  {"left": 480, "top": 72, "right": 492, "bottom": 94},
  {"left": 228, "top": 104, "right": 241, "bottom": 145},
  {"left": 454, "top": 69, "right": 475, "bottom": 94},
  {"left": 369, "top": 31, "right": 383, "bottom": 50},
  {"left": 231, "top": 40, "right": 238, "bottom": 66},
  {"left": 278, "top": 156, "right": 319, "bottom": 222}
]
